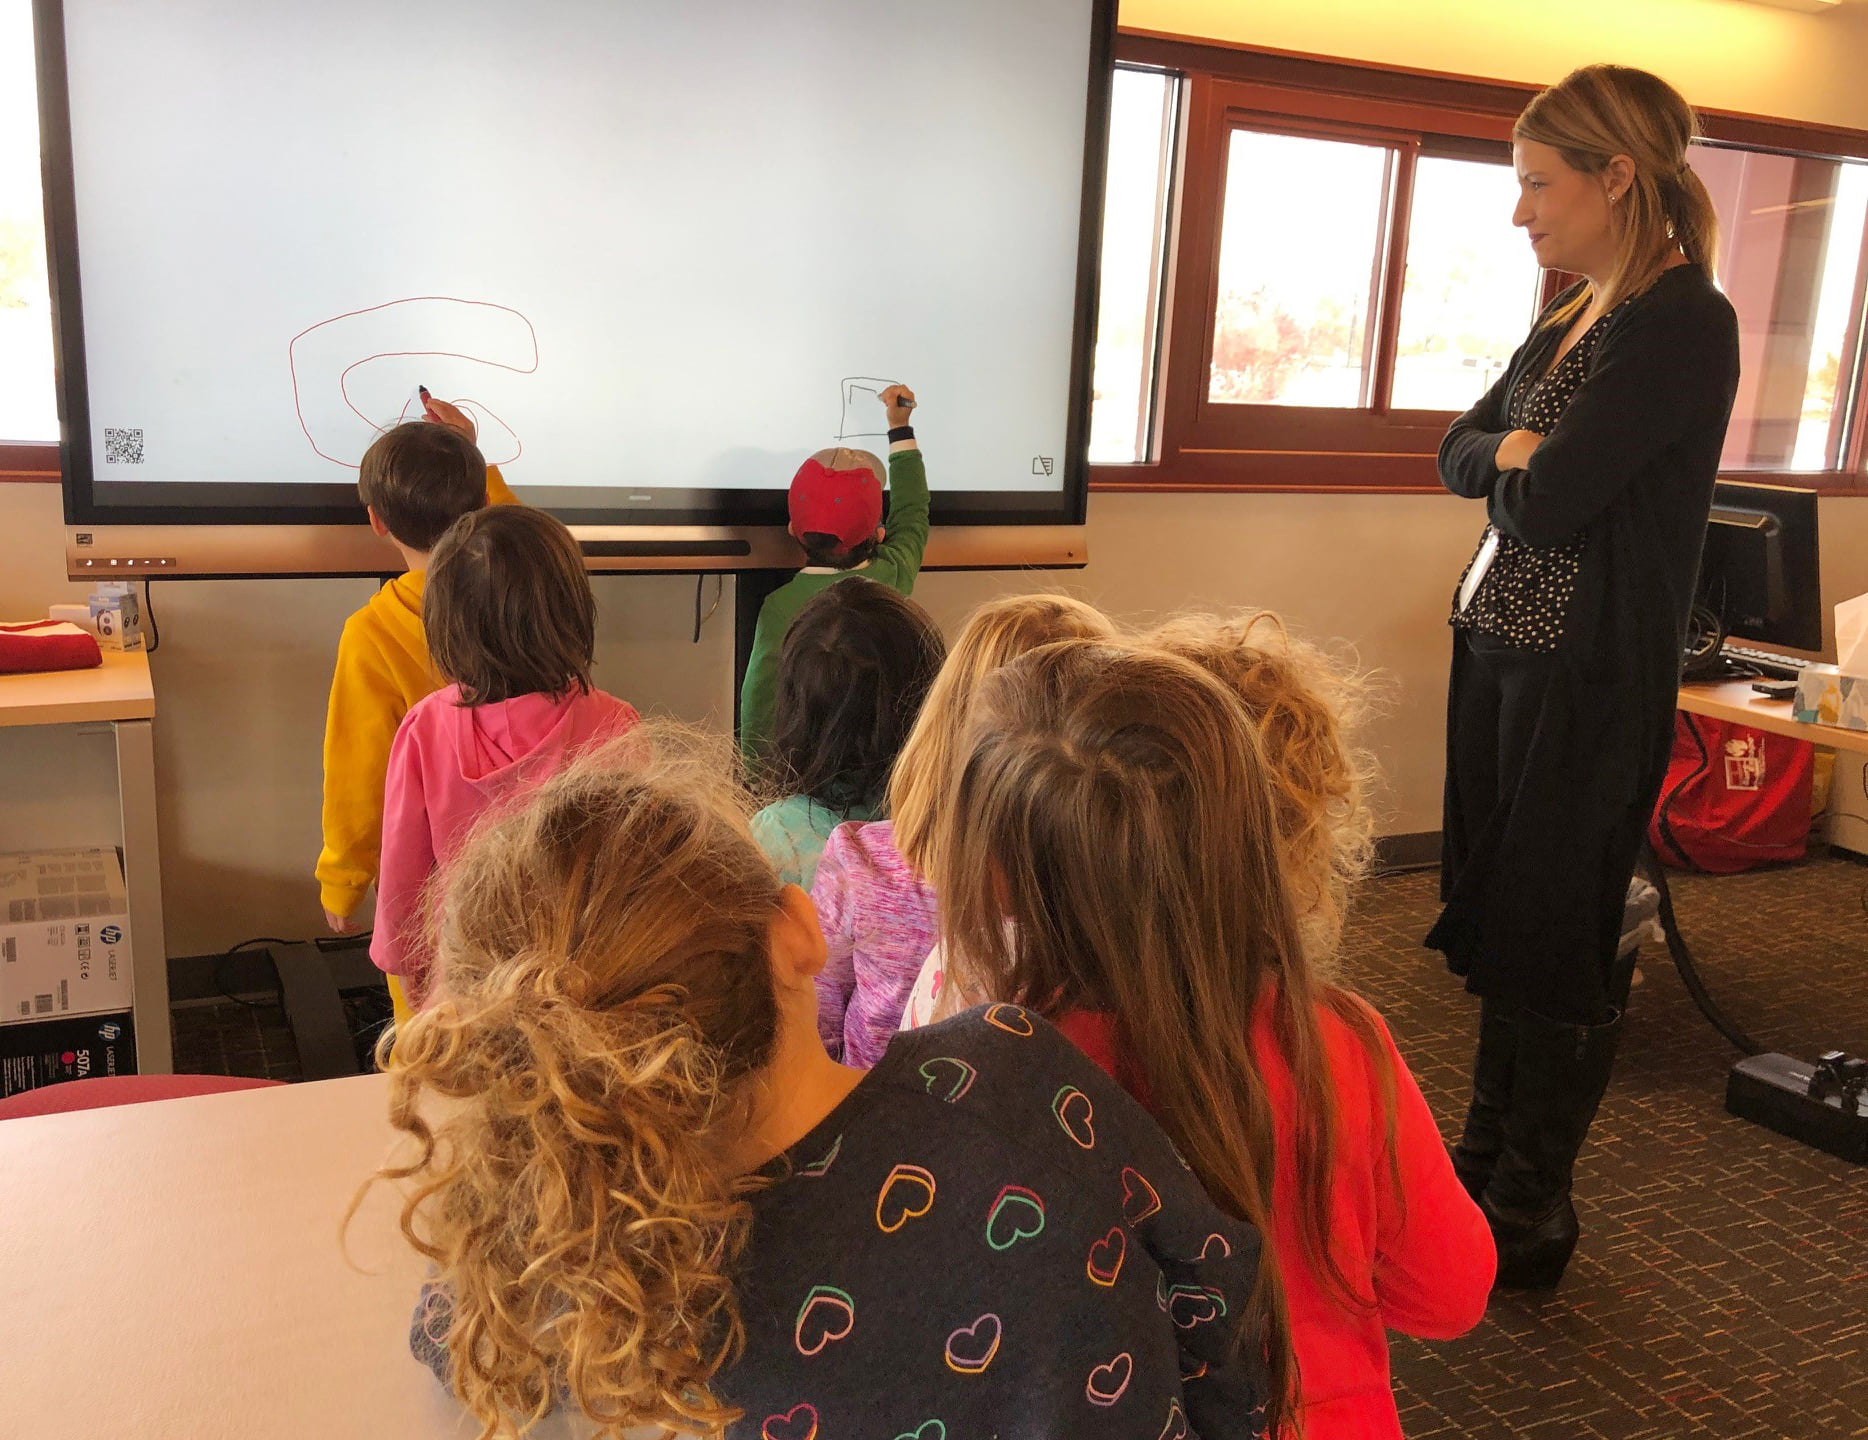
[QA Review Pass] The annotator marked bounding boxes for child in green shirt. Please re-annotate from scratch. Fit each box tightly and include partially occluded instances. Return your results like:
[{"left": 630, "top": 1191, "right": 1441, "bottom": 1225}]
[{"left": 738, "top": 383, "right": 928, "bottom": 766}]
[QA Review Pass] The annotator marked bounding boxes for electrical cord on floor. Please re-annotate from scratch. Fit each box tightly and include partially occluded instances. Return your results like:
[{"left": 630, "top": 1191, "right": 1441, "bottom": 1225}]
[
  {"left": 142, "top": 580, "right": 159, "bottom": 654},
  {"left": 215, "top": 935, "right": 294, "bottom": 1009},
  {"left": 693, "top": 573, "right": 724, "bottom": 643}
]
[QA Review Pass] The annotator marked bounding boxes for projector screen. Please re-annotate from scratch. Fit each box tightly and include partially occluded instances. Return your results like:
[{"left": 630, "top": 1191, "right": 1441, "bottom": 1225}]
[{"left": 40, "top": 0, "right": 1109, "bottom": 543}]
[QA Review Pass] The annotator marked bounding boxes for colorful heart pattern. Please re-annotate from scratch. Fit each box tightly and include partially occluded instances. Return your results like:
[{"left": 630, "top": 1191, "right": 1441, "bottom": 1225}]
[
  {"left": 798, "top": 1134, "right": 842, "bottom": 1179},
  {"left": 985, "top": 1184, "right": 1047, "bottom": 1251},
  {"left": 983, "top": 1003, "right": 1034, "bottom": 1036},
  {"left": 876, "top": 1163, "right": 938, "bottom": 1234},
  {"left": 1158, "top": 1397, "right": 1189, "bottom": 1440},
  {"left": 944, "top": 1312, "right": 1003, "bottom": 1374},
  {"left": 1197, "top": 1231, "right": 1232, "bottom": 1261},
  {"left": 1086, "top": 1351, "right": 1134, "bottom": 1408},
  {"left": 1051, "top": 1084, "right": 1095, "bottom": 1149},
  {"left": 893, "top": 1423, "right": 946, "bottom": 1440},
  {"left": 1164, "top": 1283, "right": 1228, "bottom": 1329},
  {"left": 918, "top": 1056, "right": 977, "bottom": 1103},
  {"left": 762, "top": 1402, "right": 819, "bottom": 1440},
  {"left": 1086, "top": 1225, "right": 1127, "bottom": 1287},
  {"left": 793, "top": 1285, "right": 855, "bottom": 1357},
  {"left": 1121, "top": 1166, "right": 1162, "bottom": 1225}
]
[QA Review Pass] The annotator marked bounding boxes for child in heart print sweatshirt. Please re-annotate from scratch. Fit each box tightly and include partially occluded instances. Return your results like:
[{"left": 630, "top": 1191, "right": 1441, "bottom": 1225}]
[{"left": 380, "top": 736, "right": 1280, "bottom": 1440}]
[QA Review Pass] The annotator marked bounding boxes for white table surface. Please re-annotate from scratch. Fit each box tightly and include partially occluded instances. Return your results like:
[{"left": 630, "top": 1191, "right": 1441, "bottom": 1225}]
[{"left": 0, "top": 1075, "right": 566, "bottom": 1438}]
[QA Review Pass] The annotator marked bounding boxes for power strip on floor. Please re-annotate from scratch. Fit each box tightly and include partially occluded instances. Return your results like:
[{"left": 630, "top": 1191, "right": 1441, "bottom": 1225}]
[{"left": 1726, "top": 1052, "right": 1868, "bottom": 1164}]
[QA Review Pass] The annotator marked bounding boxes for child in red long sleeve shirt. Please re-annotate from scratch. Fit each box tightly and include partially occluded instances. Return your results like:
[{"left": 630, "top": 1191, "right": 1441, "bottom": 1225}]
[{"left": 923, "top": 633, "right": 1495, "bottom": 1438}]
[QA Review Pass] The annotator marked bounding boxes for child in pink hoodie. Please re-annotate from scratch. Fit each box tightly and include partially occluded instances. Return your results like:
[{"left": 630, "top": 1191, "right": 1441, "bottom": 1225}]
[{"left": 372, "top": 506, "right": 639, "bottom": 1006}]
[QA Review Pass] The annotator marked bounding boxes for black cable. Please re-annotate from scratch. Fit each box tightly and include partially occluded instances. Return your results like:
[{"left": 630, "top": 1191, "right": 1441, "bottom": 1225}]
[
  {"left": 214, "top": 935, "right": 294, "bottom": 1009},
  {"left": 693, "top": 573, "right": 723, "bottom": 643},
  {"left": 141, "top": 580, "right": 159, "bottom": 654}
]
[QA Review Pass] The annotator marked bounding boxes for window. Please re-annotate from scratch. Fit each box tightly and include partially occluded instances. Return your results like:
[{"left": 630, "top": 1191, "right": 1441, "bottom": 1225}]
[
  {"left": 1, "top": 0, "right": 57, "bottom": 449},
  {"left": 1093, "top": 36, "right": 1868, "bottom": 492},
  {"left": 1209, "top": 130, "right": 1391, "bottom": 408},
  {"left": 1391, "top": 156, "right": 1543, "bottom": 412},
  {"left": 1692, "top": 144, "right": 1868, "bottom": 473},
  {"left": 1089, "top": 66, "right": 1177, "bottom": 464}
]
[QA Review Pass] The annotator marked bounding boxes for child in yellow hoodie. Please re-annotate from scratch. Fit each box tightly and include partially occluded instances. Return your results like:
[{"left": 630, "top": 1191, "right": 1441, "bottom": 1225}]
[{"left": 316, "top": 402, "right": 516, "bottom": 992}]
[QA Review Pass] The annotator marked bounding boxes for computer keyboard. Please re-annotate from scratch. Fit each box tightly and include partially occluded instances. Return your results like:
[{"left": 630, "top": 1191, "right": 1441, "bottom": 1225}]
[{"left": 1719, "top": 644, "right": 1814, "bottom": 681}]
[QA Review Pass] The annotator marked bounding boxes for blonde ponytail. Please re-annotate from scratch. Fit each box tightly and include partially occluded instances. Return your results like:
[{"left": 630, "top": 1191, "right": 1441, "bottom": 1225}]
[
  {"left": 356, "top": 728, "right": 787, "bottom": 1440},
  {"left": 1517, "top": 64, "right": 1722, "bottom": 324}
]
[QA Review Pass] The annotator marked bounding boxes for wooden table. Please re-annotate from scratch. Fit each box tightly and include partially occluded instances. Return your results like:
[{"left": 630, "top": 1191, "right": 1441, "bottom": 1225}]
[
  {"left": 0, "top": 1076, "right": 533, "bottom": 1438},
  {"left": 0, "top": 650, "right": 169, "bottom": 1072},
  {"left": 1676, "top": 678, "right": 1868, "bottom": 756}
]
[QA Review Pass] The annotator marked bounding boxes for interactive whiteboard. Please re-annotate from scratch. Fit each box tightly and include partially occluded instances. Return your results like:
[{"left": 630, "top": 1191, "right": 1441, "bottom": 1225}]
[{"left": 40, "top": 0, "right": 1109, "bottom": 558}]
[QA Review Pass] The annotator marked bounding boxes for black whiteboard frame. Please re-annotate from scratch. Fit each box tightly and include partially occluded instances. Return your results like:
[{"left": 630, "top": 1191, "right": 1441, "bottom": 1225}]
[{"left": 39, "top": 0, "right": 1113, "bottom": 535}]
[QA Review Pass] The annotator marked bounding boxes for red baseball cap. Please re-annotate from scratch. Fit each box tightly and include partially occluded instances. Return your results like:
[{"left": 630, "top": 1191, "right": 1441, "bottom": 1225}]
[{"left": 789, "top": 452, "right": 884, "bottom": 549}]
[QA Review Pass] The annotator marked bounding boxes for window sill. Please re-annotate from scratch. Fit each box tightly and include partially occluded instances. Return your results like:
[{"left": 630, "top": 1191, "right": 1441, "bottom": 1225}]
[{"left": 0, "top": 443, "right": 59, "bottom": 482}]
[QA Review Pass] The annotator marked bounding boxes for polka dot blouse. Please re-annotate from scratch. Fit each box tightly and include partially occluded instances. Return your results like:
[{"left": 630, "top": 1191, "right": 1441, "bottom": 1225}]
[{"left": 1451, "top": 310, "right": 1616, "bottom": 650}]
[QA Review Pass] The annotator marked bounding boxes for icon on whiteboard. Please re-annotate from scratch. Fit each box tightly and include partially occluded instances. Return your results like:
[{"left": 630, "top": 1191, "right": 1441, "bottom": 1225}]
[{"left": 1031, "top": 456, "right": 1055, "bottom": 476}]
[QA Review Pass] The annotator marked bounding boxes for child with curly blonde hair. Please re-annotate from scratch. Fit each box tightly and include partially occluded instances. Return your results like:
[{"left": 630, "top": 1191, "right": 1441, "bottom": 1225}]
[{"left": 365, "top": 728, "right": 1280, "bottom": 1440}]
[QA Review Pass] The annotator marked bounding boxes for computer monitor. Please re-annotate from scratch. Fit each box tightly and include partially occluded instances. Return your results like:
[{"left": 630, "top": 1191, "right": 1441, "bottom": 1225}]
[{"left": 1697, "top": 480, "right": 1822, "bottom": 654}]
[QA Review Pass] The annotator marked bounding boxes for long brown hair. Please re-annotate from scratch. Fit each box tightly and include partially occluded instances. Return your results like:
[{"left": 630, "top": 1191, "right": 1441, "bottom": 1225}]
[
  {"left": 1148, "top": 611, "right": 1378, "bottom": 968},
  {"left": 931, "top": 641, "right": 1402, "bottom": 1434},
  {"left": 359, "top": 729, "right": 785, "bottom": 1438},
  {"left": 889, "top": 593, "right": 1116, "bottom": 880},
  {"left": 1517, "top": 64, "right": 1721, "bottom": 325}
]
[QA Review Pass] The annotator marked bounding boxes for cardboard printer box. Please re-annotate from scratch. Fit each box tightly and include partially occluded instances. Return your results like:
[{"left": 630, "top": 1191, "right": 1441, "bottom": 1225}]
[
  {"left": 0, "top": 848, "right": 134, "bottom": 1024},
  {"left": 0, "top": 1010, "right": 136, "bottom": 1098}
]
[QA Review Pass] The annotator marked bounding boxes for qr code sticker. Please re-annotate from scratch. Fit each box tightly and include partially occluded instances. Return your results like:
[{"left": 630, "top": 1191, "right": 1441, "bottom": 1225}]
[{"left": 103, "top": 427, "right": 144, "bottom": 464}]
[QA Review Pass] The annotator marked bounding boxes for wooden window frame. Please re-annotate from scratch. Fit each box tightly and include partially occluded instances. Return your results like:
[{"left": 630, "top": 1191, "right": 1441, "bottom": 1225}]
[
  {"left": 1092, "top": 32, "right": 1868, "bottom": 495},
  {"left": 9, "top": 32, "right": 1868, "bottom": 498}
]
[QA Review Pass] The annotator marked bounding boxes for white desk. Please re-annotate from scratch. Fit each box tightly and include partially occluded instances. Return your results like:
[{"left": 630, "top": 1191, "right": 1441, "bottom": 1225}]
[
  {"left": 0, "top": 650, "right": 170, "bottom": 1072},
  {"left": 0, "top": 1076, "right": 508, "bottom": 1438}
]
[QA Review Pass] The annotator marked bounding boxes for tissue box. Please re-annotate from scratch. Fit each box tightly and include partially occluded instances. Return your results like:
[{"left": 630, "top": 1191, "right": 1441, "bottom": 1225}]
[
  {"left": 0, "top": 849, "right": 134, "bottom": 1024},
  {"left": 1793, "top": 664, "right": 1868, "bottom": 732},
  {"left": 88, "top": 584, "right": 143, "bottom": 652}
]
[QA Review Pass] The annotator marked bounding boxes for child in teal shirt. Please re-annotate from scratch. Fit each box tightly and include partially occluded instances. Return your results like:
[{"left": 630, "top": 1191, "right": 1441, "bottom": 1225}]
[
  {"left": 738, "top": 383, "right": 928, "bottom": 767},
  {"left": 749, "top": 576, "right": 945, "bottom": 888}
]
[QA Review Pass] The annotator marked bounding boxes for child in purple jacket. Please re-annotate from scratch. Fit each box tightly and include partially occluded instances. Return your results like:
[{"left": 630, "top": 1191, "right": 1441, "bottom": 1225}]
[{"left": 809, "top": 593, "right": 1115, "bottom": 1066}]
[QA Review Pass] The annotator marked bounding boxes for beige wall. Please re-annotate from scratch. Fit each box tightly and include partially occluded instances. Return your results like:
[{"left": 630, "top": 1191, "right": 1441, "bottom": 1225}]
[
  {"left": 6, "top": 0, "right": 1868, "bottom": 957},
  {"left": 9, "top": 478, "right": 1868, "bottom": 958},
  {"left": 1124, "top": 0, "right": 1868, "bottom": 131}
]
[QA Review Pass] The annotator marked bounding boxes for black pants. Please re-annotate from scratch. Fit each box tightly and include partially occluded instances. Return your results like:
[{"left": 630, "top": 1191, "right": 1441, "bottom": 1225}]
[{"left": 1432, "top": 628, "right": 1641, "bottom": 1027}]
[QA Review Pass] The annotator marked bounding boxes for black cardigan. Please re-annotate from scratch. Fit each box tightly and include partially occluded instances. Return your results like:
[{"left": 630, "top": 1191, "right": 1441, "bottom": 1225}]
[
  {"left": 1440, "top": 265, "right": 1741, "bottom": 681},
  {"left": 1428, "top": 266, "right": 1740, "bottom": 1021}
]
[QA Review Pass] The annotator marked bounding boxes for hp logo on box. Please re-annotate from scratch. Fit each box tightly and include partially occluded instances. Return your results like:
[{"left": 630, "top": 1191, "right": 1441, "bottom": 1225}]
[
  {"left": 98, "top": 1023, "right": 122, "bottom": 1041},
  {"left": 100, "top": 926, "right": 123, "bottom": 945}
]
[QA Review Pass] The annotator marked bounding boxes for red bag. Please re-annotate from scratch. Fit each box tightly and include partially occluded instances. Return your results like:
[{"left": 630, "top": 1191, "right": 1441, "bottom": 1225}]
[
  {"left": 1649, "top": 711, "right": 1812, "bottom": 873},
  {"left": 0, "top": 620, "right": 103, "bottom": 676}
]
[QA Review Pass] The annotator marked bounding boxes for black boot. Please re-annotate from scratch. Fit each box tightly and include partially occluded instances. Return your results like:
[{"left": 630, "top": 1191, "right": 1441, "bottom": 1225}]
[
  {"left": 1452, "top": 1001, "right": 1517, "bottom": 1200},
  {"left": 1481, "top": 1006, "right": 1623, "bottom": 1290}
]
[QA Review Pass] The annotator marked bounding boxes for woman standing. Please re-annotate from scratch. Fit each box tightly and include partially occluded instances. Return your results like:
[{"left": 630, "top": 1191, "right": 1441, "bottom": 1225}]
[{"left": 1430, "top": 65, "right": 1739, "bottom": 1289}]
